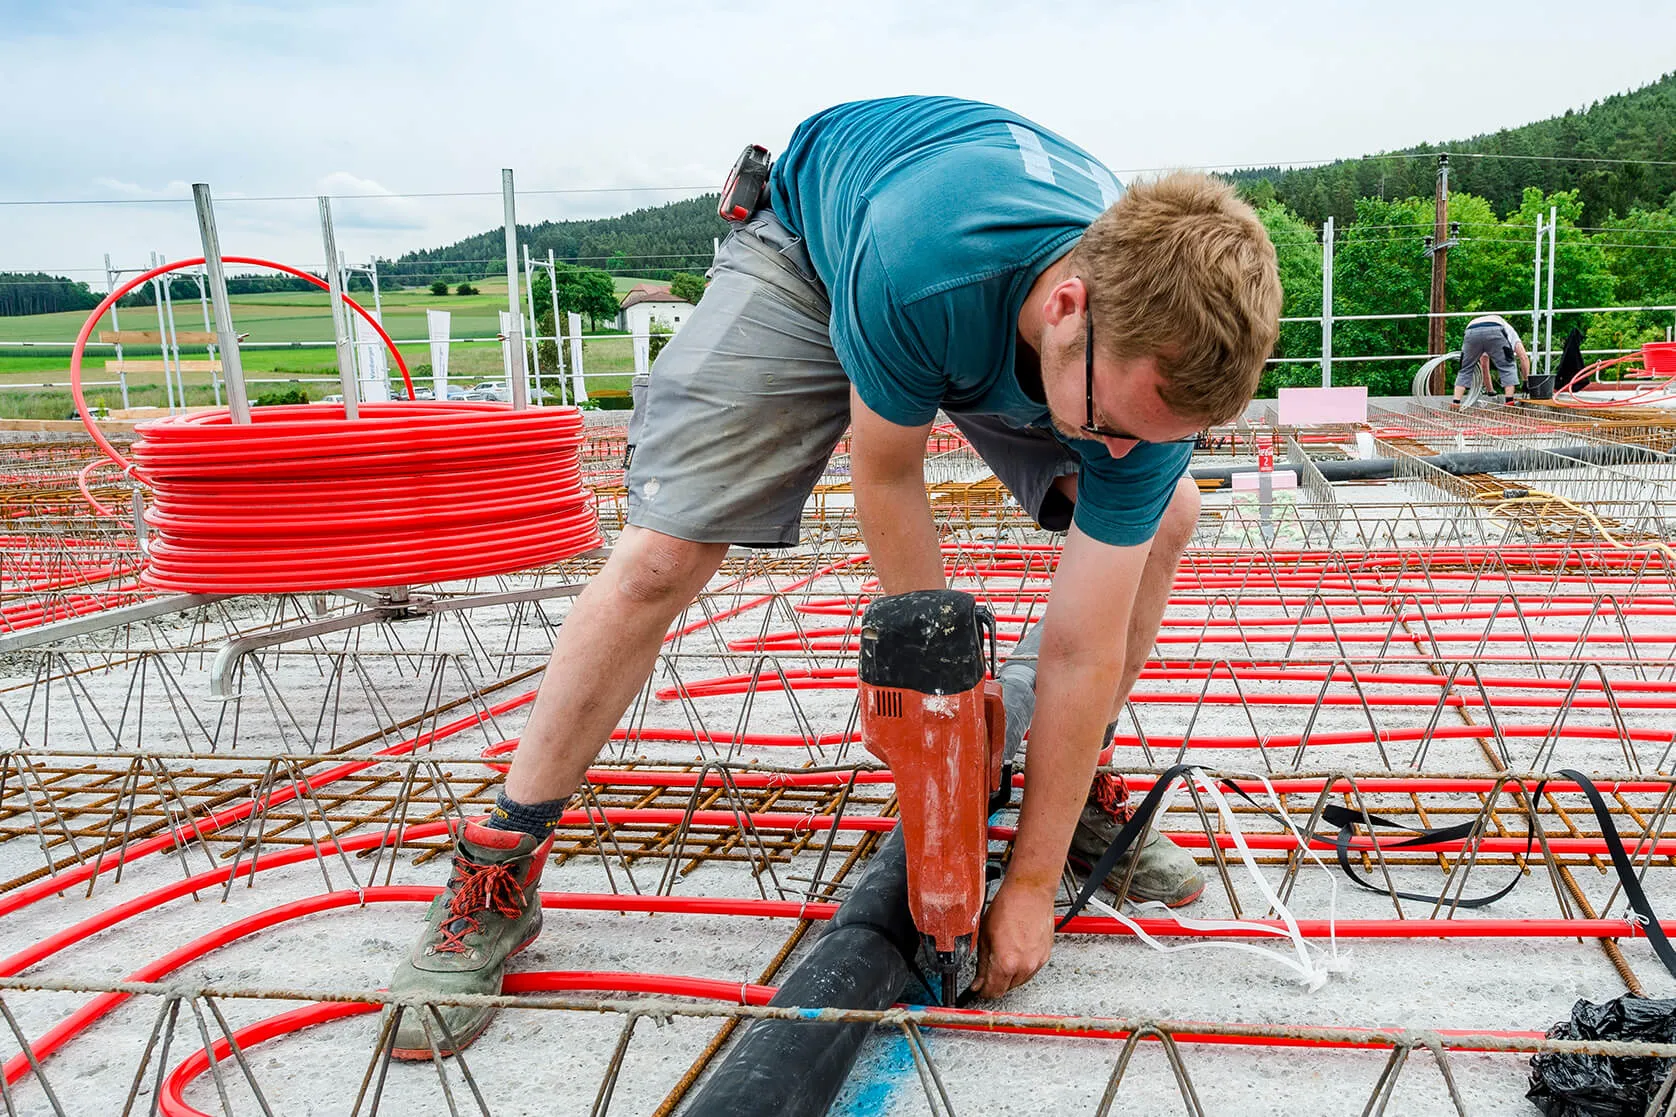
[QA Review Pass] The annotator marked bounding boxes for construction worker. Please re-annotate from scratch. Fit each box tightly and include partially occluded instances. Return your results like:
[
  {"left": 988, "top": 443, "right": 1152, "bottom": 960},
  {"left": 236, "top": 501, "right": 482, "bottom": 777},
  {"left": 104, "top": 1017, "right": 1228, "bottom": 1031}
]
[
  {"left": 388, "top": 96, "right": 1282, "bottom": 1057},
  {"left": 1453, "top": 313, "right": 1531, "bottom": 405}
]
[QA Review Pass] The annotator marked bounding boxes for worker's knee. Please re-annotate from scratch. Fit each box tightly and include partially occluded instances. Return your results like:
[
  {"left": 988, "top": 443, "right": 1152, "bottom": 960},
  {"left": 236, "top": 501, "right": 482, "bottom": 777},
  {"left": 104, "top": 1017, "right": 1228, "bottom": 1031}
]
[
  {"left": 1154, "top": 477, "right": 1201, "bottom": 556},
  {"left": 610, "top": 527, "right": 728, "bottom": 608}
]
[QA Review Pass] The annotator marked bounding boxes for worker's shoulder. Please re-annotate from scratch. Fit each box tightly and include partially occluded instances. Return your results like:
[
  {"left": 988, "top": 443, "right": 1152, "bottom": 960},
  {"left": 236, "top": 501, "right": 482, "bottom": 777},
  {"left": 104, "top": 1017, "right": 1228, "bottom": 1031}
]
[{"left": 860, "top": 152, "right": 1098, "bottom": 306}]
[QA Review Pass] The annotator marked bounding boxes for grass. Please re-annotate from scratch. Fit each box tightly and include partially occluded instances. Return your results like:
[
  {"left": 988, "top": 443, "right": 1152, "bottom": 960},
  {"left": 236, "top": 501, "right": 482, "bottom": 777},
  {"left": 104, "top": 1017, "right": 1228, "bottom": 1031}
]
[{"left": 0, "top": 282, "right": 649, "bottom": 418}]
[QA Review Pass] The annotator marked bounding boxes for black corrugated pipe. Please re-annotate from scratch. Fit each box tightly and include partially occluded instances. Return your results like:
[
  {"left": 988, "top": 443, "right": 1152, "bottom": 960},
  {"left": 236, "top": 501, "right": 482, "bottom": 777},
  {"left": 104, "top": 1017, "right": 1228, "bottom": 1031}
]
[
  {"left": 1192, "top": 444, "right": 1672, "bottom": 490},
  {"left": 682, "top": 827, "right": 920, "bottom": 1117}
]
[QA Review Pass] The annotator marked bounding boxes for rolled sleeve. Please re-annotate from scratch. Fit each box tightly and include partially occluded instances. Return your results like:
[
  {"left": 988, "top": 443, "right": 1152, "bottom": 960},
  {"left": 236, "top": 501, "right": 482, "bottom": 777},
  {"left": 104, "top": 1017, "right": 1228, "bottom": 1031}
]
[{"left": 1070, "top": 440, "right": 1194, "bottom": 547}]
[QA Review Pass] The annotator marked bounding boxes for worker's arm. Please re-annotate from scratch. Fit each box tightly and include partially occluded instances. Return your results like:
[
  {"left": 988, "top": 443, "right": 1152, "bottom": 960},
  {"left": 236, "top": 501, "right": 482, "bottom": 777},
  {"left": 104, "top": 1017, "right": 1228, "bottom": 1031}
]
[
  {"left": 848, "top": 386, "right": 945, "bottom": 593},
  {"left": 1516, "top": 340, "right": 1532, "bottom": 379},
  {"left": 972, "top": 521, "right": 1151, "bottom": 998},
  {"left": 1480, "top": 353, "right": 1494, "bottom": 389}
]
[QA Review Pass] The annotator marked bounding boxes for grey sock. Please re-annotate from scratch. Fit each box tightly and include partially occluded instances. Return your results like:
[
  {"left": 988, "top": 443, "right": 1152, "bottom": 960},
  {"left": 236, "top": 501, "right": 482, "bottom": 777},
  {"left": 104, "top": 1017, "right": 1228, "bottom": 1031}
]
[{"left": 485, "top": 790, "right": 570, "bottom": 838}]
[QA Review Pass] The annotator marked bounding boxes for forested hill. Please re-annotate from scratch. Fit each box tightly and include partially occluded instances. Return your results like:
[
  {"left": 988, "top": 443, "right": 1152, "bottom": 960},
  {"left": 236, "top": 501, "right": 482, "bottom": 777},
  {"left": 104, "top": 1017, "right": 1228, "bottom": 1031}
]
[
  {"left": 1232, "top": 71, "right": 1676, "bottom": 224},
  {"left": 382, "top": 194, "right": 727, "bottom": 285},
  {"left": 380, "top": 73, "right": 1676, "bottom": 286}
]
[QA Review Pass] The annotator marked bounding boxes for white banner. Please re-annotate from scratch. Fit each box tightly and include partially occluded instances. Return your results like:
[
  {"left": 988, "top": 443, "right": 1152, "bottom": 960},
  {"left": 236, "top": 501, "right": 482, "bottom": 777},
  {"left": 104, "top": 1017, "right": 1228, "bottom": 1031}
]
[
  {"left": 353, "top": 313, "right": 390, "bottom": 402},
  {"left": 426, "top": 309, "right": 450, "bottom": 400},
  {"left": 632, "top": 319, "right": 650, "bottom": 377},
  {"left": 567, "top": 311, "right": 588, "bottom": 403},
  {"left": 498, "top": 310, "right": 515, "bottom": 388}
]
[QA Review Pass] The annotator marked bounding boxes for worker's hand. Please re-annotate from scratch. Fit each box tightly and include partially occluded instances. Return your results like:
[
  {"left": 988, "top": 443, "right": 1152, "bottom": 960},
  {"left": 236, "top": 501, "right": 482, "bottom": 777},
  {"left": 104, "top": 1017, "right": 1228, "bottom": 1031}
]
[{"left": 969, "top": 878, "right": 1056, "bottom": 1000}]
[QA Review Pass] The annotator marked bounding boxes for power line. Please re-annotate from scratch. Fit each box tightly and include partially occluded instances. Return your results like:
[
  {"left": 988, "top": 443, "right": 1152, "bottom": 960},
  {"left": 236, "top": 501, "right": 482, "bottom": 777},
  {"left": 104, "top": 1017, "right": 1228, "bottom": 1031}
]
[
  {"left": 5, "top": 146, "right": 1676, "bottom": 208},
  {"left": 0, "top": 185, "right": 716, "bottom": 207}
]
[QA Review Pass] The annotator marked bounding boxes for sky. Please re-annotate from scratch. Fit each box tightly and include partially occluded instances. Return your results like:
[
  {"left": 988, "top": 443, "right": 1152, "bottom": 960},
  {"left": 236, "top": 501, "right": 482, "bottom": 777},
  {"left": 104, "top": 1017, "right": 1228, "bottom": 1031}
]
[{"left": 2, "top": 0, "right": 1673, "bottom": 283}]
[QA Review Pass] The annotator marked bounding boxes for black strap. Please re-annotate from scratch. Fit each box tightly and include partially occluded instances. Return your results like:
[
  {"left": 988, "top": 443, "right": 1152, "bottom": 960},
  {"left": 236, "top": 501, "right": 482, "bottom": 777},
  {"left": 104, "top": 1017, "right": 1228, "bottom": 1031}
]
[
  {"left": 1056, "top": 764, "right": 1196, "bottom": 928},
  {"left": 1319, "top": 804, "right": 1528, "bottom": 909},
  {"left": 1054, "top": 767, "right": 1676, "bottom": 984},
  {"left": 1056, "top": 768, "right": 1526, "bottom": 925},
  {"left": 1558, "top": 769, "right": 1676, "bottom": 982}
]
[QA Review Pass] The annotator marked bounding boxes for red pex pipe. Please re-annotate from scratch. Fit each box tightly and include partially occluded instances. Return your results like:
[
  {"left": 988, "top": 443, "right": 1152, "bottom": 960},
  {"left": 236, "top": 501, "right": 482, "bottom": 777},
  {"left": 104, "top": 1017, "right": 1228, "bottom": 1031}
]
[
  {"left": 653, "top": 671, "right": 1676, "bottom": 716},
  {"left": 69, "top": 257, "right": 601, "bottom": 592},
  {"left": 581, "top": 721, "right": 1673, "bottom": 755},
  {"left": 16, "top": 792, "right": 1669, "bottom": 1001},
  {"left": 7, "top": 877, "right": 1643, "bottom": 1095},
  {"left": 0, "top": 684, "right": 541, "bottom": 923},
  {"left": 156, "top": 969, "right": 1554, "bottom": 1117},
  {"left": 656, "top": 664, "right": 1676, "bottom": 701},
  {"left": 69, "top": 256, "right": 414, "bottom": 475}
]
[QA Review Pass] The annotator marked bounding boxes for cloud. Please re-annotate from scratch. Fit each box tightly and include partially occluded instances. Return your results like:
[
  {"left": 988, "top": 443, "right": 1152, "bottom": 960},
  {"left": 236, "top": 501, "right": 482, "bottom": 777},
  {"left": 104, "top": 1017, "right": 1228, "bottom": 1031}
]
[
  {"left": 92, "top": 177, "right": 195, "bottom": 200},
  {"left": 316, "top": 172, "right": 427, "bottom": 232},
  {"left": 4, "top": 0, "right": 1676, "bottom": 276}
]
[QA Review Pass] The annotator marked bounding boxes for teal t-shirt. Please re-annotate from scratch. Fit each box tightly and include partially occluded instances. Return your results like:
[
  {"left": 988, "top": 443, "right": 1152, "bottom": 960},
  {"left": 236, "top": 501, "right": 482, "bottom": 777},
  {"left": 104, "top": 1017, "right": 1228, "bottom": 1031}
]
[{"left": 770, "top": 96, "right": 1192, "bottom": 547}]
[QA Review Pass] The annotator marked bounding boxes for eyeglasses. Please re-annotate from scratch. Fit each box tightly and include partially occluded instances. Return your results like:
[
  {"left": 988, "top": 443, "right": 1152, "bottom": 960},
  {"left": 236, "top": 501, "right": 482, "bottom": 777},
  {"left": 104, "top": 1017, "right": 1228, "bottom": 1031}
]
[{"left": 1077, "top": 308, "right": 1202, "bottom": 445}]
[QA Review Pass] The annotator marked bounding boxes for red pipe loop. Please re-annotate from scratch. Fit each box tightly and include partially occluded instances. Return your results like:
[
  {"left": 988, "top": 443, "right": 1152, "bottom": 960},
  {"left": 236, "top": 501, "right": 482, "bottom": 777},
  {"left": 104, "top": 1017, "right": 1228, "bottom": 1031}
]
[{"left": 68, "top": 258, "right": 601, "bottom": 591}]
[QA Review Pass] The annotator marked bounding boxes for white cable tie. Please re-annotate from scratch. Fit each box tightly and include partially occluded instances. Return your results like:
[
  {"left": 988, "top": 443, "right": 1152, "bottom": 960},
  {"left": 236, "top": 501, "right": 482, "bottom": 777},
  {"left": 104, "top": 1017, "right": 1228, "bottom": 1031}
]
[
  {"left": 1072, "top": 771, "right": 1334, "bottom": 990},
  {"left": 1256, "top": 772, "right": 1345, "bottom": 972}
]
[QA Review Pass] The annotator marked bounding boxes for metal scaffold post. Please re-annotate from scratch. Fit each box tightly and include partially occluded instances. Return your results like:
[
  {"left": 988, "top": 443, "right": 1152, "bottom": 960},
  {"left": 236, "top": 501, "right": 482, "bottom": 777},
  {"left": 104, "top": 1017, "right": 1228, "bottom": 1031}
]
[
  {"left": 1320, "top": 216, "right": 1334, "bottom": 388},
  {"left": 503, "top": 168, "right": 529, "bottom": 411},
  {"left": 319, "top": 196, "right": 360, "bottom": 419},
  {"left": 191, "top": 183, "right": 251, "bottom": 424},
  {"left": 1427, "top": 154, "right": 1450, "bottom": 394}
]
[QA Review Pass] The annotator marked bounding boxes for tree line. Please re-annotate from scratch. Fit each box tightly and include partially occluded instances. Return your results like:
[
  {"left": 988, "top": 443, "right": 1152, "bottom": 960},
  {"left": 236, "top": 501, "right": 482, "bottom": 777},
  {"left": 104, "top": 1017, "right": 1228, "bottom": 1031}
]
[
  {"left": 0, "top": 271, "right": 396, "bottom": 317},
  {"left": 1255, "top": 184, "right": 1676, "bottom": 395},
  {"left": 381, "top": 195, "right": 727, "bottom": 287},
  {"left": 1231, "top": 72, "right": 1676, "bottom": 226}
]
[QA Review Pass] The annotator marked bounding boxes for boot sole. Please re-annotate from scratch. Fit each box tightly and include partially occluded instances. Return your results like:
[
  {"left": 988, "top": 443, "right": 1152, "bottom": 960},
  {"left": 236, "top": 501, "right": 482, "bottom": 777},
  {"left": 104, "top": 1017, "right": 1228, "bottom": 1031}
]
[
  {"left": 1066, "top": 854, "right": 1206, "bottom": 909},
  {"left": 388, "top": 928, "right": 541, "bottom": 1061}
]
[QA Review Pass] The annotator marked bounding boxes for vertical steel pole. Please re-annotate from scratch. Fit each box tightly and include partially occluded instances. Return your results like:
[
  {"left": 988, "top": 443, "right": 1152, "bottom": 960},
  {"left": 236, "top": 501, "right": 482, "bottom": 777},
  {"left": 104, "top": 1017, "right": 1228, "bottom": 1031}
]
[
  {"left": 319, "top": 196, "right": 360, "bottom": 418},
  {"left": 368, "top": 257, "right": 383, "bottom": 320},
  {"left": 195, "top": 273, "right": 221, "bottom": 407},
  {"left": 160, "top": 265, "right": 184, "bottom": 407},
  {"left": 523, "top": 242, "right": 541, "bottom": 404},
  {"left": 502, "top": 169, "right": 529, "bottom": 410},
  {"left": 1531, "top": 213, "right": 1544, "bottom": 358},
  {"left": 547, "top": 248, "right": 566, "bottom": 406},
  {"left": 1427, "top": 155, "right": 1450, "bottom": 360},
  {"left": 1545, "top": 204, "right": 1558, "bottom": 378},
  {"left": 1320, "top": 216, "right": 1334, "bottom": 388},
  {"left": 191, "top": 184, "right": 251, "bottom": 424},
  {"left": 105, "top": 254, "right": 130, "bottom": 410},
  {"left": 149, "top": 252, "right": 176, "bottom": 414}
]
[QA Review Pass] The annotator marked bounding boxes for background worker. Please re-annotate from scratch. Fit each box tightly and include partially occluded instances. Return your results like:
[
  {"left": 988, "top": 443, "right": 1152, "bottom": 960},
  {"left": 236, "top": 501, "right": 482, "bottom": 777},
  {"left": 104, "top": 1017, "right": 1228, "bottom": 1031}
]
[
  {"left": 388, "top": 95, "right": 1282, "bottom": 1059},
  {"left": 1453, "top": 312, "right": 1531, "bottom": 405}
]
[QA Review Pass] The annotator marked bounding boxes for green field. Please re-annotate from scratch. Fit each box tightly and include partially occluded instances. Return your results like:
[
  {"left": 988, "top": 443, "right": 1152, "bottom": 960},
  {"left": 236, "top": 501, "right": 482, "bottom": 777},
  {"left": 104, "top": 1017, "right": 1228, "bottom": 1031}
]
[{"left": 0, "top": 277, "right": 650, "bottom": 418}]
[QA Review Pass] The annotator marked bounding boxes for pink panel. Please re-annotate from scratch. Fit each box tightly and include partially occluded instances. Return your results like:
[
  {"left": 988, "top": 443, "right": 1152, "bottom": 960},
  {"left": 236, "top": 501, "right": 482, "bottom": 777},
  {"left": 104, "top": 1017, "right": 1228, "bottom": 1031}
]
[{"left": 1277, "top": 386, "right": 1368, "bottom": 426}]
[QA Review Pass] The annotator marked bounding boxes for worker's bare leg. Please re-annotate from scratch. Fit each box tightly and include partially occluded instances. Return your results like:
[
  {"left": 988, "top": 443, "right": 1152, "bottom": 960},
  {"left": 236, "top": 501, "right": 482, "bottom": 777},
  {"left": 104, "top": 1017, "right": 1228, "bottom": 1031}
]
[
  {"left": 1107, "top": 475, "right": 1199, "bottom": 717},
  {"left": 1040, "top": 474, "right": 1203, "bottom": 905},
  {"left": 1043, "top": 472, "right": 1198, "bottom": 718},
  {"left": 506, "top": 526, "right": 730, "bottom": 802}
]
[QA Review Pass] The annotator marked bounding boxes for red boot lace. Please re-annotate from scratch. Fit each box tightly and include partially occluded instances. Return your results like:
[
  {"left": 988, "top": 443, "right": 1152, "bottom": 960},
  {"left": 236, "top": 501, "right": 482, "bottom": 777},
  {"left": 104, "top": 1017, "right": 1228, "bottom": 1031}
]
[
  {"left": 1091, "top": 772, "right": 1132, "bottom": 824},
  {"left": 432, "top": 858, "right": 526, "bottom": 954}
]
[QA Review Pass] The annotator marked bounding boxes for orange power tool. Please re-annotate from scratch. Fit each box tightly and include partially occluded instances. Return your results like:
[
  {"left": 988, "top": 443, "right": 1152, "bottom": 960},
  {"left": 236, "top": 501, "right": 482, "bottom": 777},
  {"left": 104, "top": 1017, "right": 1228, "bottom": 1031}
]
[{"left": 858, "top": 590, "right": 1009, "bottom": 1004}]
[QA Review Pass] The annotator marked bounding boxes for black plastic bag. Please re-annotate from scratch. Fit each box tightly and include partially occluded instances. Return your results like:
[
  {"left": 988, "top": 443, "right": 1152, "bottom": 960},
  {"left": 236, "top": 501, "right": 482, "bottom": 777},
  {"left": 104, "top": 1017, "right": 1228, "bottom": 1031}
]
[{"left": 1528, "top": 995, "right": 1676, "bottom": 1116}]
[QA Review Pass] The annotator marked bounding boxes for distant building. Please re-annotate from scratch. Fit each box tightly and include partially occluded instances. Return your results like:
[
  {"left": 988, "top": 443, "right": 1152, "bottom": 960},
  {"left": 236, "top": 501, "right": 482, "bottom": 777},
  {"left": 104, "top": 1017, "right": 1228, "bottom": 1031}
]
[{"left": 617, "top": 284, "right": 695, "bottom": 334}]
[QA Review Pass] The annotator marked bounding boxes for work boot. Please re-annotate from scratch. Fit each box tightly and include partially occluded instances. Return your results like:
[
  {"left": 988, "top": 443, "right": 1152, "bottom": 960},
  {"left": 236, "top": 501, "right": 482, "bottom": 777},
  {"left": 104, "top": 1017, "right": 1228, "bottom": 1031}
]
[
  {"left": 1069, "top": 772, "right": 1205, "bottom": 908},
  {"left": 387, "top": 821, "right": 552, "bottom": 1059}
]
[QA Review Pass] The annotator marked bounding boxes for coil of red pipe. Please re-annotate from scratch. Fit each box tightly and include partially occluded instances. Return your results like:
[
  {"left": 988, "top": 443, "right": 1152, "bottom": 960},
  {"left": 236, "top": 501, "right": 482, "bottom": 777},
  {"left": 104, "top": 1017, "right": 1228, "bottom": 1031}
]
[
  {"left": 134, "top": 402, "right": 599, "bottom": 590},
  {"left": 70, "top": 257, "right": 601, "bottom": 592}
]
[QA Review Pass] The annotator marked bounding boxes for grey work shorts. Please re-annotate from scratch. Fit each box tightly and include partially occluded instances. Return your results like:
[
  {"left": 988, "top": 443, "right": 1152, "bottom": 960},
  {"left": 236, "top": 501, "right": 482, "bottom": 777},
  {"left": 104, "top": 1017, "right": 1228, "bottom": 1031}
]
[
  {"left": 624, "top": 210, "right": 1080, "bottom": 547},
  {"left": 1456, "top": 325, "right": 1520, "bottom": 389}
]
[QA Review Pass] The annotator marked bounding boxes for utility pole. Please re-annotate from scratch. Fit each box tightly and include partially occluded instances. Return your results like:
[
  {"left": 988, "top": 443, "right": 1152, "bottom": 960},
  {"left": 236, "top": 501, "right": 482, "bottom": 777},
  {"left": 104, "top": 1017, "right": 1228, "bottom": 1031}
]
[{"left": 1427, "top": 154, "right": 1450, "bottom": 392}]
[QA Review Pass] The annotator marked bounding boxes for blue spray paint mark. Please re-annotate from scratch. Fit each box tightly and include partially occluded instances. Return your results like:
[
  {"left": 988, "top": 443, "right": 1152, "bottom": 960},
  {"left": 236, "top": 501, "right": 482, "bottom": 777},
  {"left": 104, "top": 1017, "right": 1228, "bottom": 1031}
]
[{"left": 835, "top": 1028, "right": 918, "bottom": 1116}]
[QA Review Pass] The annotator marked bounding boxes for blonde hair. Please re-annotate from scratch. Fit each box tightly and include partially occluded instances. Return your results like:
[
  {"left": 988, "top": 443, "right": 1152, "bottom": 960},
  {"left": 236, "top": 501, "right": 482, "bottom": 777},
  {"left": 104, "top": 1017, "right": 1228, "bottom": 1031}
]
[{"left": 1070, "top": 172, "right": 1281, "bottom": 426}]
